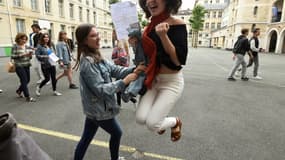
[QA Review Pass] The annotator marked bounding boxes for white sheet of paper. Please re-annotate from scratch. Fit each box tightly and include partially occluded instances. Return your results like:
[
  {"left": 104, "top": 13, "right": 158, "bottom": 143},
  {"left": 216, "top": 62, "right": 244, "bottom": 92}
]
[
  {"left": 49, "top": 52, "right": 59, "bottom": 66},
  {"left": 111, "top": 1, "right": 139, "bottom": 40}
]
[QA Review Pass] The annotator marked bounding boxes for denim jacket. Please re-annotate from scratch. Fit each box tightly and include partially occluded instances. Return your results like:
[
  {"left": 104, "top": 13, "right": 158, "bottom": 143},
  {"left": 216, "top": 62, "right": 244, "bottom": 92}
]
[
  {"left": 79, "top": 56, "right": 134, "bottom": 120},
  {"left": 56, "top": 41, "right": 71, "bottom": 65},
  {"left": 35, "top": 45, "right": 56, "bottom": 69}
]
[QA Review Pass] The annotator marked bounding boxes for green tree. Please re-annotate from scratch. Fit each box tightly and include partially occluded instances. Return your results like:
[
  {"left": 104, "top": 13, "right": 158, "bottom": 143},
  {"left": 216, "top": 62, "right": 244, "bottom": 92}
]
[
  {"left": 109, "top": 0, "right": 120, "bottom": 4},
  {"left": 189, "top": 5, "right": 206, "bottom": 48}
]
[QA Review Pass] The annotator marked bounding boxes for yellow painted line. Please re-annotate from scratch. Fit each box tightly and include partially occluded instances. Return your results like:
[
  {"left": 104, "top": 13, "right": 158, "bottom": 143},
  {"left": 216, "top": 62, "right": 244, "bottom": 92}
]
[{"left": 18, "top": 124, "right": 184, "bottom": 160}]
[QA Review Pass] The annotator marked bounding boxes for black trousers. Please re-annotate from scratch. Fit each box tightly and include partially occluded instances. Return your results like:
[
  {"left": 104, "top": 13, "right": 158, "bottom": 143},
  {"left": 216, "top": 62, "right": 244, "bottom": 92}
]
[{"left": 39, "top": 65, "right": 57, "bottom": 91}]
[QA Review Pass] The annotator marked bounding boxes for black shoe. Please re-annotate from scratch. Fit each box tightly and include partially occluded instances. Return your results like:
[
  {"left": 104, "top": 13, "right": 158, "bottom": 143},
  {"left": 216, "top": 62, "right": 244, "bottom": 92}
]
[
  {"left": 227, "top": 77, "right": 236, "bottom": 81},
  {"left": 69, "top": 84, "right": 78, "bottom": 89},
  {"left": 241, "top": 77, "right": 249, "bottom": 81}
]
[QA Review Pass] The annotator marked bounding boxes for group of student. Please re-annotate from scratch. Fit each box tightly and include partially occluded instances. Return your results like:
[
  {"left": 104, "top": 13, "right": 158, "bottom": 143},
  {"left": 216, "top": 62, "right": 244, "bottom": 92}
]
[
  {"left": 228, "top": 28, "right": 264, "bottom": 81},
  {"left": 9, "top": 24, "right": 78, "bottom": 102}
]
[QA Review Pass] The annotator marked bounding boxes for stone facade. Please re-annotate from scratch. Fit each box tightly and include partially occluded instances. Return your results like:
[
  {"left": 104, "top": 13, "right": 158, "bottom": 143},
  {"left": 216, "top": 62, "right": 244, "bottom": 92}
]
[
  {"left": 0, "top": 0, "right": 113, "bottom": 49},
  {"left": 211, "top": 0, "right": 285, "bottom": 54}
]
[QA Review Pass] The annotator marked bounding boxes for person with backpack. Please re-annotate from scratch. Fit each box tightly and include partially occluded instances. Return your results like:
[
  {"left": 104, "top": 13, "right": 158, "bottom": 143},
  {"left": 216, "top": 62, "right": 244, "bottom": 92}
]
[{"left": 228, "top": 28, "right": 251, "bottom": 81}]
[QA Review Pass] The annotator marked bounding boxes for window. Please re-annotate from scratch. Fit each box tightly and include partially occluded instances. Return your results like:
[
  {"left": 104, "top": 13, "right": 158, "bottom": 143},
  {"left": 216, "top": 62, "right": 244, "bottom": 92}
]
[
  {"left": 60, "top": 24, "right": 66, "bottom": 31},
  {"left": 79, "top": 7, "right": 83, "bottom": 21},
  {"left": 86, "top": 9, "right": 90, "bottom": 23},
  {"left": 217, "top": 22, "right": 221, "bottom": 29},
  {"left": 218, "top": 11, "right": 222, "bottom": 18},
  {"left": 211, "top": 22, "right": 215, "bottom": 29},
  {"left": 14, "top": 0, "right": 22, "bottom": 7},
  {"left": 212, "top": 11, "right": 216, "bottom": 18},
  {"left": 205, "top": 23, "right": 209, "bottom": 29},
  {"left": 253, "top": 6, "right": 258, "bottom": 15},
  {"left": 104, "top": 13, "right": 107, "bottom": 25},
  {"left": 31, "top": 0, "right": 38, "bottom": 10},
  {"left": 45, "top": 0, "right": 51, "bottom": 13},
  {"left": 69, "top": 3, "right": 74, "bottom": 19},
  {"left": 86, "top": 0, "right": 89, "bottom": 5},
  {"left": 93, "top": 11, "right": 97, "bottom": 25},
  {"left": 59, "top": 0, "right": 64, "bottom": 17},
  {"left": 16, "top": 19, "right": 25, "bottom": 33},
  {"left": 251, "top": 24, "right": 256, "bottom": 31},
  {"left": 92, "top": 0, "right": 95, "bottom": 7}
]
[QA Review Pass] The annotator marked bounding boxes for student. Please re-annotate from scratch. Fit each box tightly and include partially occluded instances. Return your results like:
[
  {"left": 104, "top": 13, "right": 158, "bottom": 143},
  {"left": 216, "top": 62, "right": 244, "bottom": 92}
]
[
  {"left": 228, "top": 28, "right": 250, "bottom": 81},
  {"left": 56, "top": 31, "right": 78, "bottom": 89},
  {"left": 73, "top": 24, "right": 145, "bottom": 160},
  {"left": 135, "top": 0, "right": 188, "bottom": 142},
  {"left": 35, "top": 33, "right": 62, "bottom": 96},
  {"left": 11, "top": 33, "right": 36, "bottom": 102}
]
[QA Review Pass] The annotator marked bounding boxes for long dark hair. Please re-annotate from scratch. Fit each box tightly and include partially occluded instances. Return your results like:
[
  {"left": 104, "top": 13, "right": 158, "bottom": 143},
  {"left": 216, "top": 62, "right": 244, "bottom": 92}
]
[
  {"left": 38, "top": 33, "right": 52, "bottom": 47},
  {"left": 139, "top": 0, "right": 182, "bottom": 18},
  {"left": 73, "top": 24, "right": 102, "bottom": 70}
]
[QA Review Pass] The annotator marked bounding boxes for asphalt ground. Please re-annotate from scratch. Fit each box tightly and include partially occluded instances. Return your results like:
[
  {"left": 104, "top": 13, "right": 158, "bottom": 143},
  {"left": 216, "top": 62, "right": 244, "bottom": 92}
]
[{"left": 0, "top": 48, "right": 284, "bottom": 160}]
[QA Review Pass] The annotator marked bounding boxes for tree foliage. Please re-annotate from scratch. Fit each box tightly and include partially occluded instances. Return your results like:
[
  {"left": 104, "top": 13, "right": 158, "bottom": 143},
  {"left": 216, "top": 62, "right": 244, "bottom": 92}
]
[{"left": 189, "top": 5, "right": 206, "bottom": 48}]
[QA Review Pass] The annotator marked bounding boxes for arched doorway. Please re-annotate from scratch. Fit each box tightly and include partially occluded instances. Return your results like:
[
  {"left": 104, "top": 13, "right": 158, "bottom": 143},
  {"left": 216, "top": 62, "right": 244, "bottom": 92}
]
[
  {"left": 279, "top": 30, "right": 285, "bottom": 53},
  {"left": 269, "top": 30, "right": 278, "bottom": 52}
]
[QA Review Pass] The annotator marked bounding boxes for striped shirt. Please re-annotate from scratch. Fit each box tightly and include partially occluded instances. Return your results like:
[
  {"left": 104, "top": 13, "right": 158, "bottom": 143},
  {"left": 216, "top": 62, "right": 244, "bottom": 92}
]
[{"left": 11, "top": 44, "right": 32, "bottom": 67}]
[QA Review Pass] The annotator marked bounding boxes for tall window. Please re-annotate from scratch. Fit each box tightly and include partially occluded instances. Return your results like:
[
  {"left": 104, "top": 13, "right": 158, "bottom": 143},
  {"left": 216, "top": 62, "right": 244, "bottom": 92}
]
[
  {"left": 217, "top": 22, "right": 221, "bottom": 29},
  {"left": 86, "top": 0, "right": 89, "bottom": 5},
  {"left": 212, "top": 11, "right": 216, "bottom": 18},
  {"left": 93, "top": 11, "right": 97, "bottom": 25},
  {"left": 79, "top": 7, "right": 83, "bottom": 21},
  {"left": 31, "top": 0, "right": 38, "bottom": 10},
  {"left": 253, "top": 6, "right": 258, "bottom": 15},
  {"left": 205, "top": 22, "right": 209, "bottom": 29},
  {"left": 45, "top": 0, "right": 51, "bottom": 13},
  {"left": 103, "top": 0, "right": 106, "bottom": 9},
  {"left": 211, "top": 22, "right": 215, "bottom": 29},
  {"left": 14, "top": 0, "right": 22, "bottom": 7},
  {"left": 16, "top": 19, "right": 25, "bottom": 33},
  {"left": 60, "top": 24, "right": 66, "bottom": 31},
  {"left": 104, "top": 13, "right": 107, "bottom": 25},
  {"left": 59, "top": 0, "right": 64, "bottom": 17},
  {"left": 218, "top": 11, "right": 222, "bottom": 18},
  {"left": 86, "top": 9, "right": 90, "bottom": 23},
  {"left": 69, "top": 3, "right": 74, "bottom": 19},
  {"left": 92, "top": 0, "right": 95, "bottom": 7}
]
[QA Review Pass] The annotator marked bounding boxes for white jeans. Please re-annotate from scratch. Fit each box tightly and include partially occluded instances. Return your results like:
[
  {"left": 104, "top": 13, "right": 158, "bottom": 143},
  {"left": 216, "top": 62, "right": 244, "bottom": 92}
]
[{"left": 136, "top": 71, "right": 184, "bottom": 132}]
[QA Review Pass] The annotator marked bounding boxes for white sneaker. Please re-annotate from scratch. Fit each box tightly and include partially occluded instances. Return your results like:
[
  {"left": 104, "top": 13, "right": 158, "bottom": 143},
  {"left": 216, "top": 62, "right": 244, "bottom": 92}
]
[
  {"left": 46, "top": 81, "right": 51, "bottom": 85},
  {"left": 118, "top": 157, "right": 126, "bottom": 160},
  {"left": 53, "top": 91, "right": 62, "bottom": 96},
  {"left": 36, "top": 86, "right": 41, "bottom": 96},
  {"left": 253, "top": 76, "right": 263, "bottom": 80},
  {"left": 234, "top": 71, "right": 240, "bottom": 77},
  {"left": 37, "top": 79, "right": 43, "bottom": 84},
  {"left": 0, "top": 89, "right": 2, "bottom": 93}
]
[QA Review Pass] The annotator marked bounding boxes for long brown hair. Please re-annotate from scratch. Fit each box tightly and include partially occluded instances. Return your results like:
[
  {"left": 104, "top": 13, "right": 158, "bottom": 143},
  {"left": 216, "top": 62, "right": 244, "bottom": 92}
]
[
  {"left": 58, "top": 31, "right": 67, "bottom": 42},
  {"left": 73, "top": 24, "right": 102, "bottom": 70}
]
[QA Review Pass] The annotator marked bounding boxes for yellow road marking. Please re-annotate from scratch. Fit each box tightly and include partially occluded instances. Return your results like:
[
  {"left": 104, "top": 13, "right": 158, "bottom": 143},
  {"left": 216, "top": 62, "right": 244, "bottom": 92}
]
[{"left": 18, "top": 124, "right": 184, "bottom": 160}]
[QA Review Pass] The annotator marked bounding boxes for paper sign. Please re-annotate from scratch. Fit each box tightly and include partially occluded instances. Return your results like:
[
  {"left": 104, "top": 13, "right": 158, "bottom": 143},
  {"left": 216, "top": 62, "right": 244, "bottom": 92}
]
[{"left": 111, "top": 1, "right": 141, "bottom": 40}]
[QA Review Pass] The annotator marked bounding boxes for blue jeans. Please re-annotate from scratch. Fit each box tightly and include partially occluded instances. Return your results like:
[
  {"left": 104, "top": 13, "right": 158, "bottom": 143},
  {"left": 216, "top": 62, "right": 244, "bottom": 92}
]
[
  {"left": 15, "top": 66, "right": 30, "bottom": 98},
  {"left": 74, "top": 117, "right": 122, "bottom": 160}
]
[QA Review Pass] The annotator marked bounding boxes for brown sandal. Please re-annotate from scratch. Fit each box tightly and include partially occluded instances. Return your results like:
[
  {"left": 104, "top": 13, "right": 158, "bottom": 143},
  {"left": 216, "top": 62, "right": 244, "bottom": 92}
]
[
  {"left": 171, "top": 118, "right": 182, "bottom": 142},
  {"left": 157, "top": 130, "right": 166, "bottom": 135}
]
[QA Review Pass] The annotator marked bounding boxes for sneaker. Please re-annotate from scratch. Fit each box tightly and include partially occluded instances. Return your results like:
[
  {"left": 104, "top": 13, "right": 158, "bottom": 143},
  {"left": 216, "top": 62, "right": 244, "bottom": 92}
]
[
  {"left": 0, "top": 89, "right": 2, "bottom": 93},
  {"left": 37, "top": 79, "right": 43, "bottom": 84},
  {"left": 53, "top": 91, "right": 62, "bottom": 96},
  {"left": 26, "top": 97, "right": 36, "bottom": 102},
  {"left": 46, "top": 81, "right": 51, "bottom": 85},
  {"left": 35, "top": 86, "right": 41, "bottom": 96},
  {"left": 253, "top": 76, "right": 263, "bottom": 80},
  {"left": 69, "top": 84, "right": 78, "bottom": 89},
  {"left": 241, "top": 77, "right": 249, "bottom": 81},
  {"left": 16, "top": 90, "right": 23, "bottom": 98},
  {"left": 227, "top": 77, "right": 236, "bottom": 81},
  {"left": 118, "top": 157, "right": 126, "bottom": 160},
  {"left": 235, "top": 70, "right": 241, "bottom": 77}
]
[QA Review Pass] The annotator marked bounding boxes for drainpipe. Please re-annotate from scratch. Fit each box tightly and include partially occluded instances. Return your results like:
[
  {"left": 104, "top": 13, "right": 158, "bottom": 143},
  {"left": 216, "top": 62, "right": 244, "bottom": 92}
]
[{"left": 6, "top": 0, "right": 13, "bottom": 45}]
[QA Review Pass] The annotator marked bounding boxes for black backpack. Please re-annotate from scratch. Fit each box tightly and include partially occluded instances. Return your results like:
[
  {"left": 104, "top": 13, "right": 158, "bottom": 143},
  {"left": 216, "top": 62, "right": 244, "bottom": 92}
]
[{"left": 233, "top": 38, "right": 242, "bottom": 53}]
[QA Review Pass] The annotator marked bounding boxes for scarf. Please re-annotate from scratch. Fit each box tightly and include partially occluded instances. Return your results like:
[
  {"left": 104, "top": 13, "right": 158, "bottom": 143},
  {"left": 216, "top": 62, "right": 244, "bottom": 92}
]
[{"left": 142, "top": 11, "right": 170, "bottom": 89}]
